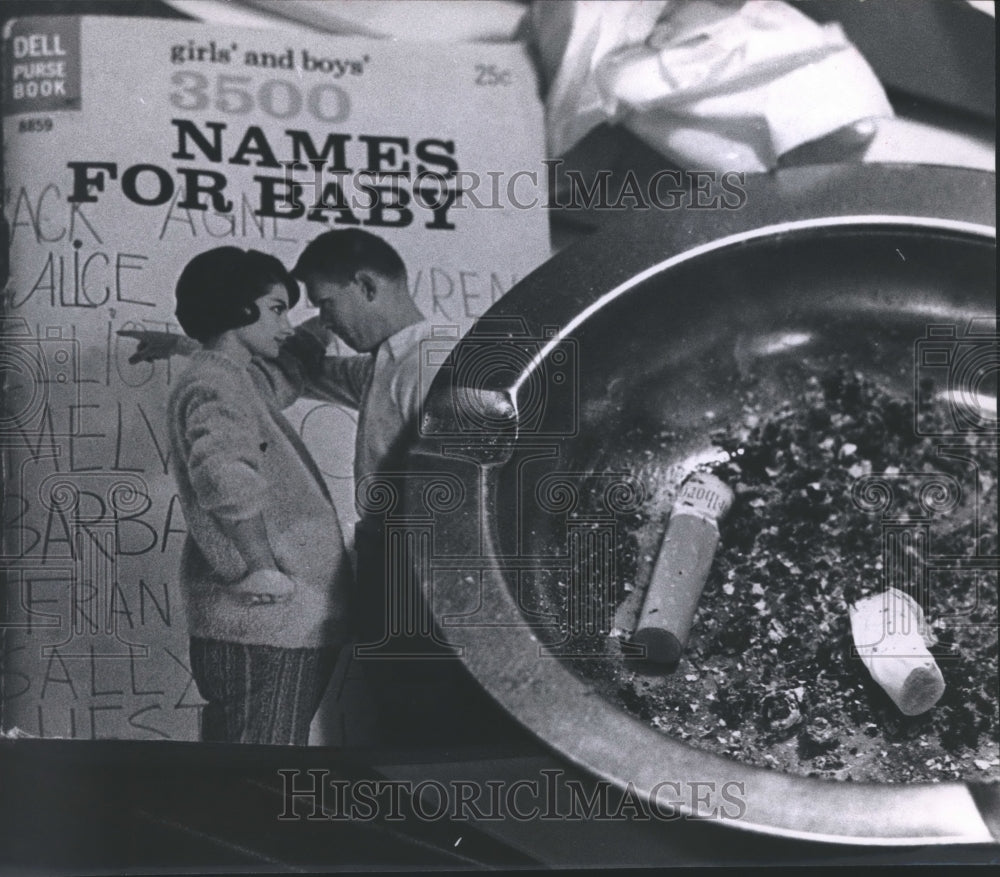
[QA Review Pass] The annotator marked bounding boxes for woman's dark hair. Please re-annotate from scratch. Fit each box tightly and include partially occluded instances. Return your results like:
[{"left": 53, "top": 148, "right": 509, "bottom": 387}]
[
  {"left": 292, "top": 229, "right": 406, "bottom": 285},
  {"left": 174, "top": 247, "right": 299, "bottom": 342}
]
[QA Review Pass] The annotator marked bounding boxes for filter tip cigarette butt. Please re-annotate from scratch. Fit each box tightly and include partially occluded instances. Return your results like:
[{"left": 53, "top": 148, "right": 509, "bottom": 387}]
[{"left": 849, "top": 587, "right": 945, "bottom": 716}]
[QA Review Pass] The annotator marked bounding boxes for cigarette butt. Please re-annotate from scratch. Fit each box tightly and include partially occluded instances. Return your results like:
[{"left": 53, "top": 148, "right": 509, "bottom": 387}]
[
  {"left": 849, "top": 587, "right": 945, "bottom": 716},
  {"left": 631, "top": 472, "right": 734, "bottom": 664}
]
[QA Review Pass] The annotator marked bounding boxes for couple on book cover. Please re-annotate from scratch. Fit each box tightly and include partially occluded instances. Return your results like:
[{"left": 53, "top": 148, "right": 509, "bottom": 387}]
[{"left": 130, "top": 229, "right": 460, "bottom": 746}]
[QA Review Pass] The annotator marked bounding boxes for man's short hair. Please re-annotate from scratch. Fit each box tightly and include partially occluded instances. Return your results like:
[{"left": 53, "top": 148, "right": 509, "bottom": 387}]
[
  {"left": 292, "top": 229, "right": 406, "bottom": 286},
  {"left": 174, "top": 247, "right": 299, "bottom": 343}
]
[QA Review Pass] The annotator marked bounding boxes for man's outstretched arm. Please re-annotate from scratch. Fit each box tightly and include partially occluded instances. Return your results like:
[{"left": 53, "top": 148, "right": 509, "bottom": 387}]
[
  {"left": 118, "top": 328, "right": 200, "bottom": 364},
  {"left": 118, "top": 323, "right": 372, "bottom": 410}
]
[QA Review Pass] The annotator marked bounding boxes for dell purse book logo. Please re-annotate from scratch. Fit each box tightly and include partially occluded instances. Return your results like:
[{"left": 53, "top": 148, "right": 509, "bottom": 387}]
[{"left": 3, "top": 16, "right": 81, "bottom": 115}]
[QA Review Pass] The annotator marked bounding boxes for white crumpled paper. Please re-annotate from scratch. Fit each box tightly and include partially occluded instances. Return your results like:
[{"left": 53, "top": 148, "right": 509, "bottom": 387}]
[{"left": 536, "top": 0, "right": 894, "bottom": 172}]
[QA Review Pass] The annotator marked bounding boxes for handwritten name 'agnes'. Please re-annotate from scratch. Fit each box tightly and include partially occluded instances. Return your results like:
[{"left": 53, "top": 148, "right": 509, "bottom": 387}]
[{"left": 66, "top": 120, "right": 462, "bottom": 230}]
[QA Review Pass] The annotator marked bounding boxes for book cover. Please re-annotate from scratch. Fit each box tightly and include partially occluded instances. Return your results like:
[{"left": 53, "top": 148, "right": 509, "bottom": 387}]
[{"left": 1, "top": 14, "right": 551, "bottom": 743}]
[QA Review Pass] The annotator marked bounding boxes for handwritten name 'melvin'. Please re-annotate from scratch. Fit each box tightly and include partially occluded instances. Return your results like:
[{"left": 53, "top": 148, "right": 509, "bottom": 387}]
[{"left": 11, "top": 30, "right": 68, "bottom": 100}]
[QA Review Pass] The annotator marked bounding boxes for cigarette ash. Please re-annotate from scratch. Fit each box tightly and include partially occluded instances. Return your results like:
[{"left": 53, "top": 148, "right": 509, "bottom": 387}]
[{"left": 571, "top": 370, "right": 998, "bottom": 783}]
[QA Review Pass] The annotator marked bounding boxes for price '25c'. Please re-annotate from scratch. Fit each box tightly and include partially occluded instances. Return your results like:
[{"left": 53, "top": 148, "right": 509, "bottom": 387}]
[{"left": 475, "top": 64, "right": 511, "bottom": 86}]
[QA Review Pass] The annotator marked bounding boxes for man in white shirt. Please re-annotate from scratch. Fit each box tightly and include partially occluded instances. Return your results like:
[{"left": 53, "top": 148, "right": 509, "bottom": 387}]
[
  {"left": 284, "top": 229, "right": 438, "bottom": 492},
  {"left": 279, "top": 229, "right": 503, "bottom": 744}
]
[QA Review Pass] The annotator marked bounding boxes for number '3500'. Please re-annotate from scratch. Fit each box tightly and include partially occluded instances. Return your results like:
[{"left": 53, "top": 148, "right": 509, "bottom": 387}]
[{"left": 169, "top": 72, "right": 350, "bottom": 122}]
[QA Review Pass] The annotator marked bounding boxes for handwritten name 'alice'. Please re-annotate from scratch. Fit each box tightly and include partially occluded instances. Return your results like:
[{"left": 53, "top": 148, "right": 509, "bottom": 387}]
[{"left": 66, "top": 119, "right": 463, "bottom": 230}]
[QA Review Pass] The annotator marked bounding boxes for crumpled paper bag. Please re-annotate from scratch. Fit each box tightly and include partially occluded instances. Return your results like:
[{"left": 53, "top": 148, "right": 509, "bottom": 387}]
[{"left": 535, "top": 0, "right": 894, "bottom": 172}]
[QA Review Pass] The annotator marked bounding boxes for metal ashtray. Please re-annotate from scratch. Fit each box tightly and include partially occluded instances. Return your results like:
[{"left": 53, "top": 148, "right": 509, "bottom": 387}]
[{"left": 402, "top": 164, "right": 998, "bottom": 845}]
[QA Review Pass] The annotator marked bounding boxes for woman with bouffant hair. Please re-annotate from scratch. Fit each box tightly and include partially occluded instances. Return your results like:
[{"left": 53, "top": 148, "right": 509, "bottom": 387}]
[{"left": 168, "top": 246, "right": 353, "bottom": 745}]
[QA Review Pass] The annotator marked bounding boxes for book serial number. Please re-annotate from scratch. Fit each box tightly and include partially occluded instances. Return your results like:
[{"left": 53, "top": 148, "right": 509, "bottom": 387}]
[{"left": 19, "top": 117, "right": 53, "bottom": 133}]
